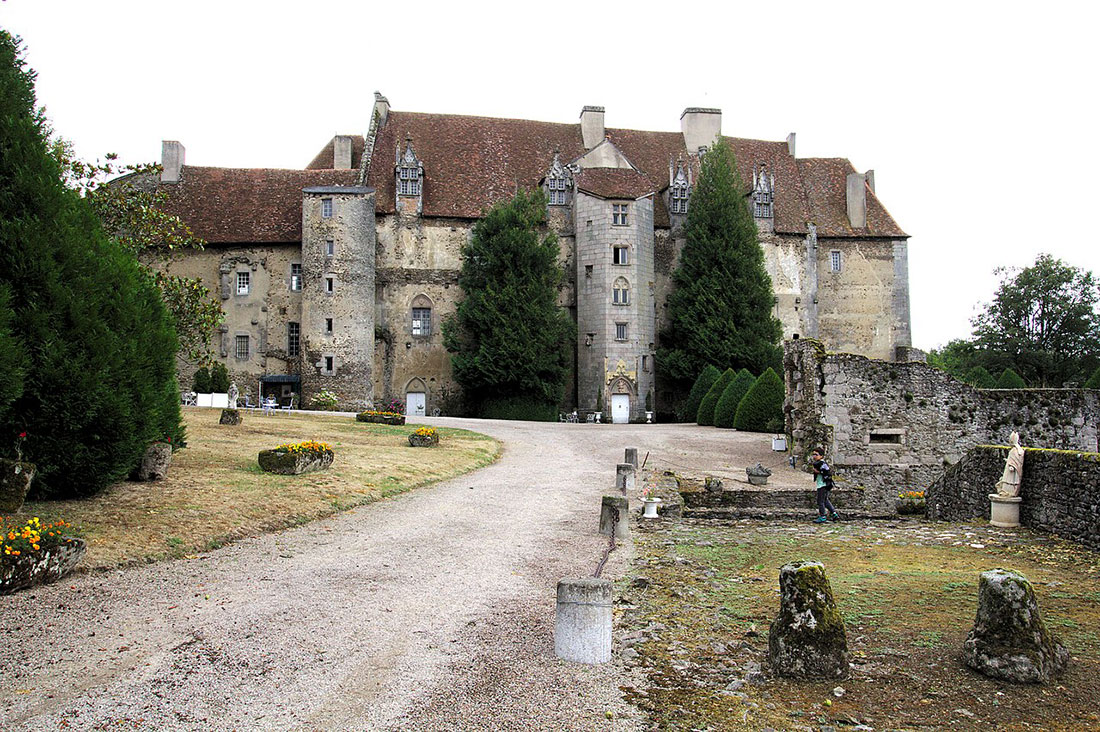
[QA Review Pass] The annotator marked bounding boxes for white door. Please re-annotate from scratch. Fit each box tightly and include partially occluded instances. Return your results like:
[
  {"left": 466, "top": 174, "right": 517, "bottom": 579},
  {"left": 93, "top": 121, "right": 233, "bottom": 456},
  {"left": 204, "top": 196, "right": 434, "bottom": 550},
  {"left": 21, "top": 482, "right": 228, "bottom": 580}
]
[
  {"left": 407, "top": 391, "right": 426, "bottom": 417},
  {"left": 611, "top": 394, "right": 630, "bottom": 424}
]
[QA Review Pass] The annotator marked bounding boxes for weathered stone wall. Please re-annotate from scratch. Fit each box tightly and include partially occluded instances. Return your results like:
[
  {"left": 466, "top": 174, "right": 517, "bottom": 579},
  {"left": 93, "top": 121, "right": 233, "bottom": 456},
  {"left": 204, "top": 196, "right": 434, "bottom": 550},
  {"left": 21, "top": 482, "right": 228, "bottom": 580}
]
[
  {"left": 785, "top": 338, "right": 1100, "bottom": 510},
  {"left": 927, "top": 446, "right": 1100, "bottom": 551}
]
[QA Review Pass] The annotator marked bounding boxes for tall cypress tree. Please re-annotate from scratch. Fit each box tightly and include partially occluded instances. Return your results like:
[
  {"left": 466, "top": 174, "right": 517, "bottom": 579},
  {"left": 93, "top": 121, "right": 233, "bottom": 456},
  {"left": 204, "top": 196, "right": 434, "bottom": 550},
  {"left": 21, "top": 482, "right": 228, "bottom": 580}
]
[
  {"left": 0, "top": 31, "right": 182, "bottom": 498},
  {"left": 660, "top": 139, "right": 781, "bottom": 386},
  {"left": 442, "top": 189, "right": 573, "bottom": 417}
]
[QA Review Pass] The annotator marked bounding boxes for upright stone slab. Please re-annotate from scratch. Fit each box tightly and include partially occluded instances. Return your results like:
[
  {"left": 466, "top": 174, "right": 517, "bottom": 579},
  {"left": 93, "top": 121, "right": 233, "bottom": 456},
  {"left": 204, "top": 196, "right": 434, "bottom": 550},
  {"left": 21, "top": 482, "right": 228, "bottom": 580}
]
[
  {"left": 768, "top": 560, "right": 849, "bottom": 679},
  {"left": 625, "top": 447, "right": 639, "bottom": 470},
  {"left": 555, "top": 577, "right": 612, "bottom": 664},
  {"left": 615, "top": 463, "right": 635, "bottom": 494},
  {"left": 963, "top": 569, "right": 1069, "bottom": 683},
  {"left": 133, "top": 443, "right": 172, "bottom": 482},
  {"left": 599, "top": 495, "right": 630, "bottom": 540}
]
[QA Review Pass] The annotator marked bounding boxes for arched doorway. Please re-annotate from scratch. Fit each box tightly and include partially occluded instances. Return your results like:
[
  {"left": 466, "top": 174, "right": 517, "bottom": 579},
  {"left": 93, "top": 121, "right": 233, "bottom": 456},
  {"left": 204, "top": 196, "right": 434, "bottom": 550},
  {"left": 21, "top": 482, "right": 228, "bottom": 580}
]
[
  {"left": 405, "top": 377, "right": 428, "bottom": 417},
  {"left": 609, "top": 377, "right": 634, "bottom": 424}
]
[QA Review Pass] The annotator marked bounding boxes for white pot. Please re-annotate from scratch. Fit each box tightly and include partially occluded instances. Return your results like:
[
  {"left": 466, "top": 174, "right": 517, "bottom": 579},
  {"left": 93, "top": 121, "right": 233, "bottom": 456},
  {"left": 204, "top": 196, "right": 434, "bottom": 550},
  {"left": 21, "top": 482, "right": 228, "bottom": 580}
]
[
  {"left": 595, "top": 411, "right": 602, "bottom": 423},
  {"left": 646, "top": 411, "right": 653, "bottom": 423},
  {"left": 642, "top": 498, "right": 662, "bottom": 519}
]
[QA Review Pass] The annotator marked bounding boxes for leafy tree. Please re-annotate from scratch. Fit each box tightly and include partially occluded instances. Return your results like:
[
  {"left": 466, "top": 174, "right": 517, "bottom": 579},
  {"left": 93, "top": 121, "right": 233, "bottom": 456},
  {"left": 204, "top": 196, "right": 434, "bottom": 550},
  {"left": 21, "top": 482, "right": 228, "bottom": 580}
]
[
  {"left": 660, "top": 138, "right": 781, "bottom": 385},
  {"left": 963, "top": 365, "right": 996, "bottom": 389},
  {"left": 1085, "top": 367, "right": 1100, "bottom": 390},
  {"left": 927, "top": 338, "right": 984, "bottom": 381},
  {"left": 442, "top": 189, "right": 573, "bottom": 417},
  {"left": 679, "top": 365, "right": 720, "bottom": 423},
  {"left": 714, "top": 369, "right": 756, "bottom": 429},
  {"left": 697, "top": 368, "right": 736, "bottom": 426},
  {"left": 995, "top": 368, "right": 1027, "bottom": 389},
  {"left": 0, "top": 31, "right": 182, "bottom": 497},
  {"left": 733, "top": 367, "right": 785, "bottom": 432},
  {"left": 971, "top": 254, "right": 1100, "bottom": 386}
]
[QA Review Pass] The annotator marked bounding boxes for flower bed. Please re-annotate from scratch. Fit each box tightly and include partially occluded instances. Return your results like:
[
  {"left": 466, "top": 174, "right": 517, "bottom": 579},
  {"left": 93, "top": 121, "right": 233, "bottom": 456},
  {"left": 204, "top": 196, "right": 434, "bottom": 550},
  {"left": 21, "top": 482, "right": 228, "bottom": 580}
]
[
  {"left": 408, "top": 426, "right": 439, "bottom": 448},
  {"left": 356, "top": 410, "right": 406, "bottom": 426},
  {"left": 896, "top": 490, "right": 927, "bottom": 515},
  {"left": 1, "top": 517, "right": 85, "bottom": 595},
  {"left": 258, "top": 440, "right": 335, "bottom": 475}
]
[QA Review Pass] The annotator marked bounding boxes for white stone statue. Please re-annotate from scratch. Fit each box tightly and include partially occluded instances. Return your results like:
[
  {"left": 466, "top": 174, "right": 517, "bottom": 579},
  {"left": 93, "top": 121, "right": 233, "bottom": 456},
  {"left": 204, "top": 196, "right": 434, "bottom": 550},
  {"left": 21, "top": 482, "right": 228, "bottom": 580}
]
[
  {"left": 996, "top": 431, "right": 1025, "bottom": 497},
  {"left": 228, "top": 382, "right": 239, "bottom": 409}
]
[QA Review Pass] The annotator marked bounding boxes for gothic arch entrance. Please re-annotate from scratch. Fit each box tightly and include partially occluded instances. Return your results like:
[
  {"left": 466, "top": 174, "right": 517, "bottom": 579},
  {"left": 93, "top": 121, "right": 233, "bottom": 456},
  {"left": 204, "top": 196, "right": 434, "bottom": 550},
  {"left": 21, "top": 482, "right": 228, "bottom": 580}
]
[
  {"left": 609, "top": 377, "right": 635, "bottom": 424},
  {"left": 405, "top": 377, "right": 428, "bottom": 417}
]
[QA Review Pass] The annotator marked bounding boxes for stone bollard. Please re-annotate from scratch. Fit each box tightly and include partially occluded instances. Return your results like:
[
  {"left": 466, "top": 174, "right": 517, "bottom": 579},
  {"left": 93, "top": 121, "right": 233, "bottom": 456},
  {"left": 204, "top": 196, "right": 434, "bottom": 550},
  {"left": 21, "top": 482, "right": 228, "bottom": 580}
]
[
  {"left": 599, "top": 495, "right": 630, "bottom": 540},
  {"left": 963, "top": 569, "right": 1069, "bottom": 683},
  {"left": 220, "top": 408, "right": 242, "bottom": 426},
  {"left": 615, "top": 463, "right": 636, "bottom": 495},
  {"left": 625, "top": 447, "right": 639, "bottom": 470},
  {"left": 768, "top": 560, "right": 849, "bottom": 679},
  {"left": 133, "top": 442, "right": 172, "bottom": 482},
  {"left": 555, "top": 577, "right": 612, "bottom": 664}
]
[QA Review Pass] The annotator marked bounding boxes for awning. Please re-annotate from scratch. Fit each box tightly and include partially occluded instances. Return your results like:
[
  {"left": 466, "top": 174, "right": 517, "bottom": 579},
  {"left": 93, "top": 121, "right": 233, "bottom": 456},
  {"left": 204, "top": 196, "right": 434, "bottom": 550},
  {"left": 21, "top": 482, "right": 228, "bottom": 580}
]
[{"left": 259, "top": 374, "right": 301, "bottom": 384}]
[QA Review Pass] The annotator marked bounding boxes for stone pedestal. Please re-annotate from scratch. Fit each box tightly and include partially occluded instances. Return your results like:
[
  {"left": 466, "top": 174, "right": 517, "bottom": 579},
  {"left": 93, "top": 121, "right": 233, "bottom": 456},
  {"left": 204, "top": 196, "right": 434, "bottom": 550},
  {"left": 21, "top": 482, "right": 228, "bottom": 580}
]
[
  {"left": 624, "top": 447, "right": 639, "bottom": 470},
  {"left": 0, "top": 459, "right": 35, "bottom": 512},
  {"left": 989, "top": 494, "right": 1022, "bottom": 528},
  {"left": 599, "top": 495, "right": 630, "bottom": 539},
  {"left": 768, "top": 560, "right": 849, "bottom": 679},
  {"left": 555, "top": 578, "right": 612, "bottom": 664},
  {"left": 219, "top": 408, "right": 242, "bottom": 426},
  {"left": 615, "top": 463, "right": 635, "bottom": 495}
]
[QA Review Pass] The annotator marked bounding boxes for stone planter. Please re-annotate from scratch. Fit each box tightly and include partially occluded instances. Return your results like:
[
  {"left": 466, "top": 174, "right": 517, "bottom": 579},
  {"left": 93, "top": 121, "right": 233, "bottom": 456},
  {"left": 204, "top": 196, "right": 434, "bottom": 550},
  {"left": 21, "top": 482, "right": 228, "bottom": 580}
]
[
  {"left": 408, "top": 433, "right": 439, "bottom": 448},
  {"left": 896, "top": 498, "right": 927, "bottom": 515},
  {"left": 356, "top": 412, "right": 406, "bottom": 426},
  {"left": 258, "top": 448, "right": 335, "bottom": 475},
  {"left": 747, "top": 474, "right": 769, "bottom": 486},
  {"left": 645, "top": 411, "right": 653, "bottom": 424},
  {"left": 1, "top": 537, "right": 86, "bottom": 595},
  {"left": 0, "top": 458, "right": 36, "bottom": 512},
  {"left": 746, "top": 463, "right": 772, "bottom": 486}
]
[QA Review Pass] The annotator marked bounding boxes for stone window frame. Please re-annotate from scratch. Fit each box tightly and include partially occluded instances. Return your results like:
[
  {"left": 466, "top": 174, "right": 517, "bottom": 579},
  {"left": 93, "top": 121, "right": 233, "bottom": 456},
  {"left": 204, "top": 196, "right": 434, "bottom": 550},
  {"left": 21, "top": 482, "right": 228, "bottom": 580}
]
[
  {"left": 830, "top": 250, "right": 842, "bottom": 273},
  {"left": 289, "top": 263, "right": 302, "bottom": 292},
  {"left": 546, "top": 176, "right": 571, "bottom": 206},
  {"left": 867, "top": 428, "right": 905, "bottom": 447},
  {"left": 398, "top": 164, "right": 422, "bottom": 196},
  {"left": 752, "top": 164, "right": 774, "bottom": 219},
  {"left": 325, "top": 239, "right": 335, "bottom": 257},
  {"left": 236, "top": 271, "right": 250, "bottom": 296},
  {"left": 325, "top": 317, "right": 334, "bottom": 335},
  {"left": 615, "top": 322, "right": 628, "bottom": 341},
  {"left": 612, "top": 203, "right": 629, "bottom": 227},
  {"left": 287, "top": 322, "right": 300, "bottom": 358},
  {"left": 669, "top": 182, "right": 690, "bottom": 215},
  {"left": 612, "top": 277, "right": 631, "bottom": 305},
  {"left": 322, "top": 354, "right": 336, "bottom": 375},
  {"left": 612, "top": 245, "right": 630, "bottom": 266},
  {"left": 234, "top": 334, "right": 250, "bottom": 360},
  {"left": 325, "top": 276, "right": 335, "bottom": 294},
  {"left": 411, "top": 293, "right": 433, "bottom": 338},
  {"left": 321, "top": 198, "right": 333, "bottom": 218}
]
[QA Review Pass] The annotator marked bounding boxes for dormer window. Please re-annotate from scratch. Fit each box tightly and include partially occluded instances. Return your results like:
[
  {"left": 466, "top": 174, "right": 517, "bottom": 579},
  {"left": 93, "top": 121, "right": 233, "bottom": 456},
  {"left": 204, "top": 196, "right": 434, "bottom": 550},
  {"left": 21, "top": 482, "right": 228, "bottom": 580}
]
[
  {"left": 396, "top": 135, "right": 424, "bottom": 208},
  {"left": 612, "top": 204, "right": 629, "bottom": 226},
  {"left": 544, "top": 150, "right": 573, "bottom": 207},
  {"left": 398, "top": 165, "right": 421, "bottom": 196},
  {"left": 669, "top": 157, "right": 691, "bottom": 215},
  {"left": 753, "top": 163, "right": 774, "bottom": 219}
]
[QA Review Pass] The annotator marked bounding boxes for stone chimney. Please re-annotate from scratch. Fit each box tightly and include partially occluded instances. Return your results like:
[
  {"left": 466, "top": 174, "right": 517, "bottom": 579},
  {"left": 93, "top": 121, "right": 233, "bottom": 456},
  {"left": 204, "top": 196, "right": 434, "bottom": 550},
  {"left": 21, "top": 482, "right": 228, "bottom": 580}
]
[
  {"left": 786, "top": 132, "right": 797, "bottom": 157},
  {"left": 580, "top": 106, "right": 605, "bottom": 150},
  {"left": 334, "top": 135, "right": 353, "bottom": 169},
  {"left": 846, "top": 173, "right": 867, "bottom": 228},
  {"left": 864, "top": 169, "right": 876, "bottom": 194},
  {"left": 161, "top": 140, "right": 185, "bottom": 183},
  {"left": 373, "top": 92, "right": 390, "bottom": 127},
  {"left": 680, "top": 108, "right": 721, "bottom": 152}
]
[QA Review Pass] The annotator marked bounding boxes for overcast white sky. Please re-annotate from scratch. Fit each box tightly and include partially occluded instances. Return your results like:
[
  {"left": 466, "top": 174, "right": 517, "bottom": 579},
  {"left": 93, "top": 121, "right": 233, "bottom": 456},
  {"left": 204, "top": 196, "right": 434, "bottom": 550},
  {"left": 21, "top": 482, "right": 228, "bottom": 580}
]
[{"left": 4, "top": 0, "right": 1097, "bottom": 350}]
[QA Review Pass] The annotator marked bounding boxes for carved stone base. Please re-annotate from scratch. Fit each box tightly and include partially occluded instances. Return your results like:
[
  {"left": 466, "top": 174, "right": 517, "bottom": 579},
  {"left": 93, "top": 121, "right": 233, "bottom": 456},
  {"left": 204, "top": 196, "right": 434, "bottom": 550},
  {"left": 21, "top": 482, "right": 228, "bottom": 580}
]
[{"left": 989, "top": 494, "right": 1022, "bottom": 528}]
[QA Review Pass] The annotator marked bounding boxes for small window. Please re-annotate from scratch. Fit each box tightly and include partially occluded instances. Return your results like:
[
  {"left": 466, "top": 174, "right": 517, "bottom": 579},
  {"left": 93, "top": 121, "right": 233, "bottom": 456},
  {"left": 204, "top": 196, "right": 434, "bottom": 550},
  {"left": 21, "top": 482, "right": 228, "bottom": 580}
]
[
  {"left": 325, "top": 317, "right": 333, "bottom": 334},
  {"left": 287, "top": 322, "right": 300, "bottom": 357},
  {"left": 613, "top": 246, "right": 629, "bottom": 265},
  {"left": 412, "top": 307, "right": 431, "bottom": 336},
  {"left": 612, "top": 203, "right": 629, "bottom": 226},
  {"left": 290, "top": 263, "right": 302, "bottom": 292},
  {"left": 547, "top": 177, "right": 570, "bottom": 206},
  {"left": 236, "top": 271, "right": 250, "bottom": 295},
  {"left": 830, "top": 250, "right": 842, "bottom": 273},
  {"left": 324, "top": 355, "right": 334, "bottom": 373},
  {"left": 325, "top": 239, "right": 335, "bottom": 257},
  {"left": 869, "top": 430, "right": 903, "bottom": 444},
  {"left": 235, "top": 334, "right": 249, "bottom": 360},
  {"left": 398, "top": 165, "right": 421, "bottom": 196},
  {"left": 642, "top": 355, "right": 649, "bottom": 371},
  {"left": 321, "top": 198, "right": 333, "bottom": 218},
  {"left": 325, "top": 276, "right": 334, "bottom": 293},
  {"left": 615, "top": 322, "right": 628, "bottom": 341},
  {"left": 612, "top": 277, "right": 630, "bottom": 305},
  {"left": 585, "top": 265, "right": 593, "bottom": 278}
]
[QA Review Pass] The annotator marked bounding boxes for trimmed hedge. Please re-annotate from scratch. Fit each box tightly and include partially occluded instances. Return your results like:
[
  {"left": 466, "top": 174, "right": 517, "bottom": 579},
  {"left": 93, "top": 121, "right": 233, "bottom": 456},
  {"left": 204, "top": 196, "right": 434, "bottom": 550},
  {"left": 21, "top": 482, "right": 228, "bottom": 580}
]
[
  {"left": 964, "top": 366, "right": 996, "bottom": 389},
  {"left": 697, "top": 368, "right": 735, "bottom": 426},
  {"left": 210, "top": 363, "right": 230, "bottom": 393},
  {"left": 680, "top": 365, "right": 720, "bottom": 423},
  {"left": 192, "top": 367, "right": 211, "bottom": 394},
  {"left": 714, "top": 369, "right": 756, "bottom": 429},
  {"left": 733, "top": 367, "right": 784, "bottom": 432},
  {"left": 479, "top": 397, "right": 558, "bottom": 422},
  {"left": 996, "top": 368, "right": 1026, "bottom": 389}
]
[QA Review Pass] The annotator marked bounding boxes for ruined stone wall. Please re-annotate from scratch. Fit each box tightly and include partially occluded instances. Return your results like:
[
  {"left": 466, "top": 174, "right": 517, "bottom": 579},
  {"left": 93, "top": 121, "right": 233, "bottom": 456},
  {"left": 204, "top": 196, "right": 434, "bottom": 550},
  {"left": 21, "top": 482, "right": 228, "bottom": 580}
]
[
  {"left": 784, "top": 338, "right": 1100, "bottom": 510},
  {"left": 927, "top": 446, "right": 1100, "bottom": 551}
]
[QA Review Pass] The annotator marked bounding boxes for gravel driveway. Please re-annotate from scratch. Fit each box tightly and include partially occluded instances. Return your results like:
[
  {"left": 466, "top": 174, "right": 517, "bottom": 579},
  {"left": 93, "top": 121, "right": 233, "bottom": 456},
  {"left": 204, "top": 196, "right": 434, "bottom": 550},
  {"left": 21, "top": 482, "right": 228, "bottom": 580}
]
[{"left": 0, "top": 419, "right": 788, "bottom": 730}]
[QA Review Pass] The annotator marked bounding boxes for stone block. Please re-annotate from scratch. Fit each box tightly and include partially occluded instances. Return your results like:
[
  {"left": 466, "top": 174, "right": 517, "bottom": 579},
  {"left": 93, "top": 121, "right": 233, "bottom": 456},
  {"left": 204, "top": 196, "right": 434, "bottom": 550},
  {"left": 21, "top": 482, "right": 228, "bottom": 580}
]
[
  {"left": 768, "top": 561, "right": 849, "bottom": 679},
  {"left": 133, "top": 443, "right": 172, "bottom": 482},
  {"left": 599, "top": 495, "right": 629, "bottom": 539},
  {"left": 0, "top": 459, "right": 35, "bottom": 512},
  {"left": 555, "top": 577, "right": 612, "bottom": 664},
  {"left": 219, "top": 408, "right": 242, "bottom": 426}
]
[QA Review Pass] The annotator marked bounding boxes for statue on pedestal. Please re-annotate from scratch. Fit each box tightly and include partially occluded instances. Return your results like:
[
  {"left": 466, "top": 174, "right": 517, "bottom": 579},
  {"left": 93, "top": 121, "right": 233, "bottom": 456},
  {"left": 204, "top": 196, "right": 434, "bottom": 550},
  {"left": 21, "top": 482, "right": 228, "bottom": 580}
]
[
  {"left": 996, "top": 431, "right": 1024, "bottom": 498},
  {"left": 227, "top": 382, "right": 239, "bottom": 409}
]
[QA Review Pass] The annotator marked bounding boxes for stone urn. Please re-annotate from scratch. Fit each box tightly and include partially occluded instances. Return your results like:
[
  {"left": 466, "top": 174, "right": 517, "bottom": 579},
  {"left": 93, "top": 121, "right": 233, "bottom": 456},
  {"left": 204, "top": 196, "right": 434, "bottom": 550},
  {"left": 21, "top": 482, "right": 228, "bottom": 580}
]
[
  {"left": 642, "top": 497, "right": 662, "bottom": 519},
  {"left": 1, "top": 537, "right": 86, "bottom": 595},
  {"left": 896, "top": 494, "right": 927, "bottom": 515},
  {"left": 258, "top": 448, "right": 335, "bottom": 475},
  {"left": 0, "top": 458, "right": 36, "bottom": 512},
  {"left": 746, "top": 463, "right": 772, "bottom": 486},
  {"left": 408, "top": 431, "right": 440, "bottom": 448},
  {"left": 645, "top": 411, "right": 653, "bottom": 424}
]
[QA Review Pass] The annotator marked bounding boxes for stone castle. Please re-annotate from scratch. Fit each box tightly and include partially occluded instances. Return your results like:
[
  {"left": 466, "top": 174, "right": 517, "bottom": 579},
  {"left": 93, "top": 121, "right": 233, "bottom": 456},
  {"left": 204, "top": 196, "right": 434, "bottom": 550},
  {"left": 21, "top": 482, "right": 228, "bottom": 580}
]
[{"left": 157, "top": 93, "right": 911, "bottom": 420}]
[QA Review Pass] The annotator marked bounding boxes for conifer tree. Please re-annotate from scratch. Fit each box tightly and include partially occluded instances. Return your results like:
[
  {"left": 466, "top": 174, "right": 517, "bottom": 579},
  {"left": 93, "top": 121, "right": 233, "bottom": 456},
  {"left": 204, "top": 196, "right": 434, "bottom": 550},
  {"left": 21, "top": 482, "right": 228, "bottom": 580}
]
[
  {"left": 733, "top": 367, "right": 785, "bottom": 433},
  {"left": 660, "top": 139, "right": 781, "bottom": 386},
  {"left": 697, "top": 368, "right": 736, "bottom": 426},
  {"left": 679, "top": 365, "right": 720, "bottom": 423},
  {"left": 714, "top": 368, "right": 756, "bottom": 429},
  {"left": 963, "top": 365, "right": 996, "bottom": 389},
  {"left": 1085, "top": 366, "right": 1100, "bottom": 390},
  {"left": 995, "top": 368, "right": 1026, "bottom": 389},
  {"left": 442, "top": 189, "right": 573, "bottom": 418},
  {"left": 0, "top": 31, "right": 181, "bottom": 497}
]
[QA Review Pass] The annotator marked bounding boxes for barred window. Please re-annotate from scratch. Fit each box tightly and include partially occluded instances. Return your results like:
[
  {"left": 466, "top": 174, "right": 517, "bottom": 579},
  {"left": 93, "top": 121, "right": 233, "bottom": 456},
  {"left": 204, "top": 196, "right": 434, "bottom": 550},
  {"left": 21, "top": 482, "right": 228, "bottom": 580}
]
[
  {"left": 290, "top": 263, "right": 302, "bottom": 292},
  {"left": 235, "top": 334, "right": 249, "bottom": 360},
  {"left": 287, "top": 322, "right": 300, "bottom": 357},
  {"left": 412, "top": 307, "right": 431, "bottom": 336},
  {"left": 612, "top": 203, "right": 629, "bottom": 226},
  {"left": 236, "top": 271, "right": 250, "bottom": 295},
  {"left": 321, "top": 198, "right": 333, "bottom": 218}
]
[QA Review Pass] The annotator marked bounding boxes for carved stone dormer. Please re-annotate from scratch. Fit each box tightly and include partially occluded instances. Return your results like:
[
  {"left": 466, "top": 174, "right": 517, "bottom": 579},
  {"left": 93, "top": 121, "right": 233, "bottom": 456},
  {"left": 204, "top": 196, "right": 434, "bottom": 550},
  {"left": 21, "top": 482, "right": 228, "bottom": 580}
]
[
  {"left": 753, "top": 162, "right": 775, "bottom": 219},
  {"left": 668, "top": 155, "right": 692, "bottom": 216},
  {"left": 395, "top": 134, "right": 424, "bottom": 216},
  {"left": 544, "top": 149, "right": 574, "bottom": 207}
]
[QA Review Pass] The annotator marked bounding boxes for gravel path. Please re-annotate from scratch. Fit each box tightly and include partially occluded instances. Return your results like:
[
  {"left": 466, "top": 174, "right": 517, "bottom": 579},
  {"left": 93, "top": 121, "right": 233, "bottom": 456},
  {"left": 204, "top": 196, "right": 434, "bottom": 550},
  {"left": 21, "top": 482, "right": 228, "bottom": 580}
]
[{"left": 0, "top": 420, "right": 788, "bottom": 730}]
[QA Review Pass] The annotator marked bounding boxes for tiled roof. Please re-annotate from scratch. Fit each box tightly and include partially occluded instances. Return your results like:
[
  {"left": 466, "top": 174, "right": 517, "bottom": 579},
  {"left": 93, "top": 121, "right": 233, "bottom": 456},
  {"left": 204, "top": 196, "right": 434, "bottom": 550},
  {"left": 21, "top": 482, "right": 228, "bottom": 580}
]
[
  {"left": 158, "top": 166, "right": 357, "bottom": 243},
  {"left": 798, "top": 158, "right": 907, "bottom": 238},
  {"left": 305, "top": 135, "right": 366, "bottom": 171},
  {"left": 574, "top": 168, "right": 656, "bottom": 200}
]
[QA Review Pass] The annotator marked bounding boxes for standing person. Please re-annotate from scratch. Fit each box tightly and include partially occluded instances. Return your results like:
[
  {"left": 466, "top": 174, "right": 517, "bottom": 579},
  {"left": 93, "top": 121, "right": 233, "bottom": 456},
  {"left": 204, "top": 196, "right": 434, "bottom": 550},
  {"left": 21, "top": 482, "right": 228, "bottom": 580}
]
[{"left": 811, "top": 448, "right": 841, "bottom": 523}]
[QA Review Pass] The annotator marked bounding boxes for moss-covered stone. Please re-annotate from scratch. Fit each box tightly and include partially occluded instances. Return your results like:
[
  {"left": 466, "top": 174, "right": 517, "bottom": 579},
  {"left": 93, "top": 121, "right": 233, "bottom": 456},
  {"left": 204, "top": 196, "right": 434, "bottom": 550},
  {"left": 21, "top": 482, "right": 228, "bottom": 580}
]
[
  {"left": 767, "top": 560, "right": 849, "bottom": 679},
  {"left": 0, "top": 537, "right": 85, "bottom": 595},
  {"left": 219, "top": 408, "right": 242, "bottom": 426},
  {"left": 355, "top": 411, "right": 405, "bottom": 425},
  {"left": 257, "top": 448, "right": 335, "bottom": 475},
  {"left": 0, "top": 458, "right": 34, "bottom": 512}
]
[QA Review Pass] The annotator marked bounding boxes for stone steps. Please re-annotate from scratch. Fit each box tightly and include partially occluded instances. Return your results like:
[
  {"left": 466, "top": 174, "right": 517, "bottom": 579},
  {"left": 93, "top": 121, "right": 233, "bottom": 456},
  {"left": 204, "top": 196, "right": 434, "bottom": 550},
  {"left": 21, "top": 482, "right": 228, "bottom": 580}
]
[
  {"left": 681, "top": 486, "right": 865, "bottom": 511},
  {"left": 682, "top": 506, "right": 893, "bottom": 521}
]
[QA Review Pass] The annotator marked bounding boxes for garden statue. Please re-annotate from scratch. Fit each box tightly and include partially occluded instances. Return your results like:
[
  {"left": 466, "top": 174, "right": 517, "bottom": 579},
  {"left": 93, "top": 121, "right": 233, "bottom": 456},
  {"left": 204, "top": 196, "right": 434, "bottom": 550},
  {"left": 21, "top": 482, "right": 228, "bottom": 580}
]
[
  {"left": 227, "top": 383, "right": 239, "bottom": 408},
  {"left": 996, "top": 431, "right": 1024, "bottom": 498}
]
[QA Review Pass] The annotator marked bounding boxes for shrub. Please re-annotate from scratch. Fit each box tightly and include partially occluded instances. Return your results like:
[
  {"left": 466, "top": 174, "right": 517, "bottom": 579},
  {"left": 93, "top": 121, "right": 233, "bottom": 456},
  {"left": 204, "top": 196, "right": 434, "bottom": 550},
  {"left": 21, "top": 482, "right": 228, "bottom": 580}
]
[
  {"left": 311, "top": 390, "right": 339, "bottom": 410},
  {"left": 209, "top": 363, "right": 230, "bottom": 393},
  {"left": 714, "top": 369, "right": 756, "bottom": 428},
  {"left": 697, "top": 368, "right": 735, "bottom": 426},
  {"left": 0, "top": 286, "right": 25, "bottom": 427},
  {"left": 192, "top": 367, "right": 212, "bottom": 394},
  {"left": 996, "top": 368, "right": 1027, "bottom": 389},
  {"left": 963, "top": 366, "right": 996, "bottom": 389},
  {"left": 733, "top": 367, "right": 784, "bottom": 432},
  {"left": 1085, "top": 366, "right": 1100, "bottom": 389},
  {"left": 680, "top": 365, "right": 720, "bottom": 422},
  {"left": 479, "top": 396, "right": 558, "bottom": 422}
]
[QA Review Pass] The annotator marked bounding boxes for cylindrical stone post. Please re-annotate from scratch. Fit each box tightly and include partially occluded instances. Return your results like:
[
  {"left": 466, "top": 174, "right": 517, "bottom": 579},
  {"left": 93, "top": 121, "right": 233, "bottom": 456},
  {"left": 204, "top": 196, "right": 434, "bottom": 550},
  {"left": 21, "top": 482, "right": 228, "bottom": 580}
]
[
  {"left": 599, "top": 495, "right": 630, "bottom": 539},
  {"left": 615, "top": 463, "right": 636, "bottom": 495},
  {"left": 624, "top": 447, "right": 639, "bottom": 470},
  {"left": 555, "top": 577, "right": 612, "bottom": 664}
]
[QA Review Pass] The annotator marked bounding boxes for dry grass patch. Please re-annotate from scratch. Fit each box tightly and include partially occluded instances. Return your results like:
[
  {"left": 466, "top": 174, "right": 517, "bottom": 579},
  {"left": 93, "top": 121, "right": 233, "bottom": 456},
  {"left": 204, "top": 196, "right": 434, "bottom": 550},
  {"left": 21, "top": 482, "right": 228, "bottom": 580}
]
[{"left": 12, "top": 408, "right": 499, "bottom": 569}]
